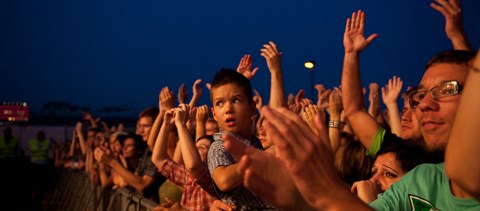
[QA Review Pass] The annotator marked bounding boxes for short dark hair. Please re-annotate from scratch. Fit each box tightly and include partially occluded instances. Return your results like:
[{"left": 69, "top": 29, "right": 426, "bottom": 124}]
[
  {"left": 425, "top": 50, "right": 477, "bottom": 70},
  {"left": 377, "top": 141, "right": 430, "bottom": 173},
  {"left": 139, "top": 107, "right": 159, "bottom": 120},
  {"left": 210, "top": 68, "right": 254, "bottom": 104}
]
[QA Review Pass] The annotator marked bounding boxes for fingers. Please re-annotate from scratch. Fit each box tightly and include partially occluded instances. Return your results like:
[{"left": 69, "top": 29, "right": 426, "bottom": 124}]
[
  {"left": 243, "top": 168, "right": 275, "bottom": 200},
  {"left": 223, "top": 132, "right": 247, "bottom": 162}
]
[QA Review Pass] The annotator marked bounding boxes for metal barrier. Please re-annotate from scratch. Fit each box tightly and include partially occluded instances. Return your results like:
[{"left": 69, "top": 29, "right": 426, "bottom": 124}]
[{"left": 49, "top": 169, "right": 159, "bottom": 211}]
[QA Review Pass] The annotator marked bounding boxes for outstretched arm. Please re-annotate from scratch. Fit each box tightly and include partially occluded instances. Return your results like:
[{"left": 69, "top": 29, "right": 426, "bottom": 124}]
[
  {"left": 175, "top": 104, "right": 205, "bottom": 178},
  {"left": 261, "top": 41, "right": 287, "bottom": 108},
  {"left": 188, "top": 79, "right": 203, "bottom": 108},
  {"left": 381, "top": 76, "right": 403, "bottom": 136},
  {"left": 151, "top": 109, "right": 176, "bottom": 169},
  {"left": 445, "top": 51, "right": 480, "bottom": 200},
  {"left": 431, "top": 0, "right": 472, "bottom": 50},
  {"left": 341, "top": 10, "right": 380, "bottom": 150},
  {"left": 147, "top": 87, "right": 175, "bottom": 150}
]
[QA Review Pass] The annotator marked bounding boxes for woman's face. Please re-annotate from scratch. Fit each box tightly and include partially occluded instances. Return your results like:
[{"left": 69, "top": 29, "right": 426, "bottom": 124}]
[
  {"left": 109, "top": 137, "right": 122, "bottom": 154},
  {"left": 258, "top": 120, "right": 273, "bottom": 149},
  {"left": 122, "top": 138, "right": 136, "bottom": 158},
  {"left": 369, "top": 152, "right": 406, "bottom": 191}
]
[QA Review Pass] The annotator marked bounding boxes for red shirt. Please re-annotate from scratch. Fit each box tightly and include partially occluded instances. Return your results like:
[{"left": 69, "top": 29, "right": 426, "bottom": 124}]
[{"left": 159, "top": 159, "right": 217, "bottom": 211}]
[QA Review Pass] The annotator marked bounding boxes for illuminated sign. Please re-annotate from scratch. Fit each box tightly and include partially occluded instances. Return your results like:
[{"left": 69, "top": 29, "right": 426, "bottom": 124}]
[{"left": 0, "top": 102, "right": 29, "bottom": 122}]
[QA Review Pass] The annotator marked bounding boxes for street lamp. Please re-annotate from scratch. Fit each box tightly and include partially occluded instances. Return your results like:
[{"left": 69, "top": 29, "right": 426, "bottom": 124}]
[{"left": 304, "top": 60, "right": 315, "bottom": 101}]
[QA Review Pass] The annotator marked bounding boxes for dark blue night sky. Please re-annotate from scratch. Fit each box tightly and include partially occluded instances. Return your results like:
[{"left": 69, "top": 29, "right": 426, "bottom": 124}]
[{"left": 2, "top": 0, "right": 479, "bottom": 116}]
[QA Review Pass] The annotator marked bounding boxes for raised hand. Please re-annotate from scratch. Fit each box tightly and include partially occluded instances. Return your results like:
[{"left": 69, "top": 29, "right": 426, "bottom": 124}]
[
  {"left": 294, "top": 89, "right": 305, "bottom": 114},
  {"left": 174, "top": 104, "right": 190, "bottom": 126},
  {"left": 430, "top": 0, "right": 471, "bottom": 50},
  {"left": 223, "top": 132, "right": 311, "bottom": 210},
  {"left": 260, "top": 41, "right": 282, "bottom": 74},
  {"left": 177, "top": 83, "right": 188, "bottom": 104},
  {"left": 163, "top": 108, "right": 176, "bottom": 128},
  {"left": 191, "top": 79, "right": 203, "bottom": 98},
  {"left": 381, "top": 76, "right": 403, "bottom": 105},
  {"left": 261, "top": 107, "right": 351, "bottom": 209},
  {"left": 160, "top": 86, "right": 175, "bottom": 115},
  {"left": 343, "top": 10, "right": 378, "bottom": 53},
  {"left": 329, "top": 88, "right": 343, "bottom": 118},
  {"left": 300, "top": 104, "right": 323, "bottom": 135},
  {"left": 236, "top": 54, "right": 259, "bottom": 80}
]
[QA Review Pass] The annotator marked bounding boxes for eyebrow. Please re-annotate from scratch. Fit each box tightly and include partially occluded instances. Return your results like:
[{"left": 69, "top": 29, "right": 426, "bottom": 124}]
[
  {"left": 382, "top": 164, "right": 401, "bottom": 174},
  {"left": 418, "top": 80, "right": 458, "bottom": 90}
]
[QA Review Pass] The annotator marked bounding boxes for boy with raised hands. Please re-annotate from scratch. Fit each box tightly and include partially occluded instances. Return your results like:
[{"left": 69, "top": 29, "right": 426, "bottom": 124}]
[
  {"left": 151, "top": 104, "right": 217, "bottom": 211},
  {"left": 207, "top": 68, "right": 277, "bottom": 210}
]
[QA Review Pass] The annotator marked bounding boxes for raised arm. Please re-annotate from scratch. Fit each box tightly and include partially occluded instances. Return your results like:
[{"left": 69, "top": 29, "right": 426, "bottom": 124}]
[
  {"left": 76, "top": 122, "right": 87, "bottom": 155},
  {"left": 68, "top": 124, "right": 78, "bottom": 158},
  {"left": 261, "top": 41, "right": 287, "bottom": 108},
  {"left": 381, "top": 76, "right": 403, "bottom": 136},
  {"left": 328, "top": 88, "right": 344, "bottom": 153},
  {"left": 445, "top": 51, "right": 480, "bottom": 200},
  {"left": 175, "top": 104, "right": 205, "bottom": 178},
  {"left": 195, "top": 105, "right": 209, "bottom": 142},
  {"left": 189, "top": 79, "right": 203, "bottom": 108},
  {"left": 341, "top": 10, "right": 380, "bottom": 150},
  {"left": 431, "top": 0, "right": 472, "bottom": 50},
  {"left": 147, "top": 86, "right": 174, "bottom": 150},
  {"left": 367, "top": 82, "right": 381, "bottom": 119},
  {"left": 151, "top": 108, "right": 176, "bottom": 168}
]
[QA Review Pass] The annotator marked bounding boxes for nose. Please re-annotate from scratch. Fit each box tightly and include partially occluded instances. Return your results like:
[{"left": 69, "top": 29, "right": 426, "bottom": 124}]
[
  {"left": 224, "top": 101, "right": 234, "bottom": 114},
  {"left": 417, "top": 93, "right": 439, "bottom": 112},
  {"left": 369, "top": 172, "right": 381, "bottom": 185},
  {"left": 402, "top": 109, "right": 412, "bottom": 122}
]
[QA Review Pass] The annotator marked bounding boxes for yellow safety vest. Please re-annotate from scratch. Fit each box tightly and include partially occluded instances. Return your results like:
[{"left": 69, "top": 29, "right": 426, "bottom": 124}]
[
  {"left": 0, "top": 137, "right": 18, "bottom": 159},
  {"left": 28, "top": 139, "right": 50, "bottom": 162}
]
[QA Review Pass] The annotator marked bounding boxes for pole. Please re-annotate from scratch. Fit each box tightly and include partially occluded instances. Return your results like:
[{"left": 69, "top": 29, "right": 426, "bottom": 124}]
[{"left": 310, "top": 68, "right": 314, "bottom": 101}]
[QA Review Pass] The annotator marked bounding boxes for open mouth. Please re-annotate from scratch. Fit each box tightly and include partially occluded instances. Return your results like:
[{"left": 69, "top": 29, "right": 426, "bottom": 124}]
[{"left": 225, "top": 117, "right": 236, "bottom": 127}]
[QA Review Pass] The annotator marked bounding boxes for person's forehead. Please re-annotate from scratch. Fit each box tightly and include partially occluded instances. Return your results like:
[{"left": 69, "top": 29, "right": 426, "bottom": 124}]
[
  {"left": 418, "top": 63, "right": 468, "bottom": 89},
  {"left": 211, "top": 84, "right": 246, "bottom": 97},
  {"left": 138, "top": 117, "right": 153, "bottom": 124}
]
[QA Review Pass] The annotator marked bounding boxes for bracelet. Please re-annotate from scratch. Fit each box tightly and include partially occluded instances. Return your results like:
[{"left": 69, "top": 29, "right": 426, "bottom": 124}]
[{"left": 328, "top": 120, "right": 343, "bottom": 129}]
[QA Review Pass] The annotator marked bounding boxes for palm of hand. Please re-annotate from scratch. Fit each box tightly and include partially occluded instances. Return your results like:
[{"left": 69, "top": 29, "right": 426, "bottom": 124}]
[{"left": 344, "top": 31, "right": 369, "bottom": 53}]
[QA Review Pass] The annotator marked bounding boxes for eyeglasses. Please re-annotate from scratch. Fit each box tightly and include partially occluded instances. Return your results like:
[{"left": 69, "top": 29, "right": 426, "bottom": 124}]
[{"left": 409, "top": 81, "right": 463, "bottom": 108}]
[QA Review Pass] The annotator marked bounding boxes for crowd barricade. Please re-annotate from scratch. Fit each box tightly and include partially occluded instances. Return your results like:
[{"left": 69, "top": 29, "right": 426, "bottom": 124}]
[{"left": 48, "top": 169, "right": 159, "bottom": 211}]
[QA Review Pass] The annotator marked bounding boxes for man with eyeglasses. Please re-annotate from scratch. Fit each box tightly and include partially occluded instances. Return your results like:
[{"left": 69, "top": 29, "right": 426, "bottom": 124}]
[{"left": 407, "top": 50, "right": 474, "bottom": 162}]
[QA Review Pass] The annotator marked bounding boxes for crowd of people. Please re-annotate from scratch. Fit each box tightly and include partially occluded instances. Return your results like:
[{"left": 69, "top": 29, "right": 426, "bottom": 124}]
[{"left": 1, "top": 0, "right": 479, "bottom": 210}]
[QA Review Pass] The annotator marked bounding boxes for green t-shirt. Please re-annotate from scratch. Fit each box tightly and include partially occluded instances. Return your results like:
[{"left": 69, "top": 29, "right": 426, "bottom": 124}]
[
  {"left": 366, "top": 127, "right": 386, "bottom": 158},
  {"left": 369, "top": 163, "right": 480, "bottom": 210}
]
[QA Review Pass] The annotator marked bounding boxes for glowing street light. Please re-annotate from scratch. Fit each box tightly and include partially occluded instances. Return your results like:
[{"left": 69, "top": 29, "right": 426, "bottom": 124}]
[{"left": 304, "top": 60, "right": 315, "bottom": 101}]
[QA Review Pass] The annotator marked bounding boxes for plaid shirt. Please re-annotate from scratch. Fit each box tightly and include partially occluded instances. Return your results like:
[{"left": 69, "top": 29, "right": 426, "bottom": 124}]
[
  {"left": 207, "top": 132, "right": 278, "bottom": 210},
  {"left": 159, "top": 159, "right": 217, "bottom": 211}
]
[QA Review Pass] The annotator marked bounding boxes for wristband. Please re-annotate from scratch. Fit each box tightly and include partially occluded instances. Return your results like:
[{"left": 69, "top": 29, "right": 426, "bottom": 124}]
[{"left": 328, "top": 120, "right": 343, "bottom": 129}]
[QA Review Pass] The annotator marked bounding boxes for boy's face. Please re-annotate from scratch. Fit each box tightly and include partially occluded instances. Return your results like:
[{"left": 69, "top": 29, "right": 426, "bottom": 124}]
[{"left": 211, "top": 83, "right": 255, "bottom": 139}]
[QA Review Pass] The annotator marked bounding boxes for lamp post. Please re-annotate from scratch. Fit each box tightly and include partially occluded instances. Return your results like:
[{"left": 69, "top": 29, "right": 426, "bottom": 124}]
[{"left": 304, "top": 60, "right": 315, "bottom": 101}]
